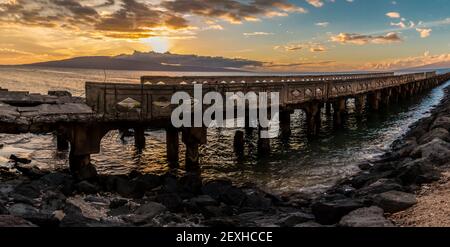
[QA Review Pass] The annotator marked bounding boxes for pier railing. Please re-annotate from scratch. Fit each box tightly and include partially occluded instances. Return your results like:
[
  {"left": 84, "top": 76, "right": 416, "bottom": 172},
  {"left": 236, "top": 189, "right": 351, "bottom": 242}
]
[{"left": 86, "top": 71, "right": 438, "bottom": 121}]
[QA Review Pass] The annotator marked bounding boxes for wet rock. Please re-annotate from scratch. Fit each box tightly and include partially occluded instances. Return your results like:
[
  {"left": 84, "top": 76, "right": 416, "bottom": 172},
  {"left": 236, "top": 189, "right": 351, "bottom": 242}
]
[
  {"left": 221, "top": 187, "right": 246, "bottom": 206},
  {"left": 6, "top": 203, "right": 58, "bottom": 226},
  {"left": 356, "top": 179, "right": 404, "bottom": 196},
  {"left": 190, "top": 195, "right": 218, "bottom": 207},
  {"left": 373, "top": 191, "right": 417, "bottom": 213},
  {"left": 13, "top": 164, "right": 45, "bottom": 179},
  {"left": 134, "top": 202, "right": 167, "bottom": 217},
  {"left": 75, "top": 181, "right": 99, "bottom": 194},
  {"left": 133, "top": 174, "right": 161, "bottom": 192},
  {"left": 242, "top": 191, "right": 272, "bottom": 210},
  {"left": 199, "top": 204, "right": 233, "bottom": 218},
  {"left": 312, "top": 198, "right": 364, "bottom": 225},
  {"left": 396, "top": 139, "right": 418, "bottom": 158},
  {"left": 41, "top": 190, "right": 66, "bottom": 211},
  {"left": 202, "top": 179, "right": 233, "bottom": 200},
  {"left": 0, "top": 202, "right": 8, "bottom": 214},
  {"left": 9, "top": 154, "right": 31, "bottom": 164},
  {"left": 0, "top": 215, "right": 36, "bottom": 227},
  {"left": 13, "top": 183, "right": 42, "bottom": 199},
  {"left": 430, "top": 116, "right": 450, "bottom": 131},
  {"left": 127, "top": 202, "right": 167, "bottom": 225},
  {"left": 339, "top": 206, "right": 394, "bottom": 227},
  {"left": 418, "top": 128, "right": 450, "bottom": 145},
  {"left": 109, "top": 198, "right": 128, "bottom": 209},
  {"left": 358, "top": 162, "right": 374, "bottom": 171},
  {"left": 411, "top": 138, "right": 450, "bottom": 165},
  {"left": 40, "top": 172, "right": 72, "bottom": 187},
  {"left": 60, "top": 202, "right": 99, "bottom": 227},
  {"left": 204, "top": 217, "right": 238, "bottom": 227},
  {"left": 277, "top": 212, "right": 315, "bottom": 227},
  {"left": 350, "top": 171, "right": 394, "bottom": 189},
  {"left": 295, "top": 221, "right": 327, "bottom": 227},
  {"left": 10, "top": 193, "right": 37, "bottom": 205},
  {"left": 396, "top": 158, "right": 440, "bottom": 185},
  {"left": 161, "top": 174, "right": 178, "bottom": 193},
  {"left": 156, "top": 193, "right": 182, "bottom": 211},
  {"left": 178, "top": 173, "right": 203, "bottom": 195},
  {"left": 115, "top": 177, "right": 141, "bottom": 198}
]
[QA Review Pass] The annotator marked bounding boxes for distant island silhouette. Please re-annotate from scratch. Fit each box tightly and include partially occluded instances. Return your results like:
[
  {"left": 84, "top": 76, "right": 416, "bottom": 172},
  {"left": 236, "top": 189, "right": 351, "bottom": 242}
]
[{"left": 7, "top": 51, "right": 264, "bottom": 72}]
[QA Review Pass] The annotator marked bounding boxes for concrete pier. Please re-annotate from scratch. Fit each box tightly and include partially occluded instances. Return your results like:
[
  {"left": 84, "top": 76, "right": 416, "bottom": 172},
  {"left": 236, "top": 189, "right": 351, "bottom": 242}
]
[{"left": 1, "top": 71, "right": 449, "bottom": 179}]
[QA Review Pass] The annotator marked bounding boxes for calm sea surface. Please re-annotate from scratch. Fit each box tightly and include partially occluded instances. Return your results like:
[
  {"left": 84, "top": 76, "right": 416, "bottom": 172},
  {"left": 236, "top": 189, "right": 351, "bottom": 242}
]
[{"left": 1, "top": 67, "right": 449, "bottom": 194}]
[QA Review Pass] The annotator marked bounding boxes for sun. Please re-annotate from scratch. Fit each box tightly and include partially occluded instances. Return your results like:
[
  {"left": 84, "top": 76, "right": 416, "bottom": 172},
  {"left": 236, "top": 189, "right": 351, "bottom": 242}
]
[{"left": 142, "top": 37, "right": 170, "bottom": 53}]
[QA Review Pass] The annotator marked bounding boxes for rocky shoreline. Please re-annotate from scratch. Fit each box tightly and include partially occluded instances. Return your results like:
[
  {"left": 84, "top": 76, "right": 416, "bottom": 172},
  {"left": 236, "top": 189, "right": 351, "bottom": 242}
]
[{"left": 1, "top": 86, "right": 450, "bottom": 227}]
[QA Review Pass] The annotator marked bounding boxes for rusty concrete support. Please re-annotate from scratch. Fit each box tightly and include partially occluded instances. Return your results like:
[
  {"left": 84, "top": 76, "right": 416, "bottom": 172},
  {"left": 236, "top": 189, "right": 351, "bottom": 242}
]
[
  {"left": 354, "top": 95, "right": 366, "bottom": 114},
  {"left": 67, "top": 124, "right": 109, "bottom": 180},
  {"left": 279, "top": 110, "right": 292, "bottom": 139},
  {"left": 166, "top": 127, "right": 179, "bottom": 168},
  {"left": 182, "top": 127, "right": 207, "bottom": 172},
  {"left": 332, "top": 98, "right": 346, "bottom": 127},
  {"left": 233, "top": 130, "right": 245, "bottom": 158},
  {"left": 380, "top": 88, "right": 392, "bottom": 108},
  {"left": 325, "top": 102, "right": 332, "bottom": 116},
  {"left": 258, "top": 127, "right": 271, "bottom": 156},
  {"left": 304, "top": 102, "right": 321, "bottom": 136},
  {"left": 134, "top": 127, "right": 146, "bottom": 150},
  {"left": 368, "top": 91, "right": 382, "bottom": 110},
  {"left": 56, "top": 134, "right": 69, "bottom": 151}
]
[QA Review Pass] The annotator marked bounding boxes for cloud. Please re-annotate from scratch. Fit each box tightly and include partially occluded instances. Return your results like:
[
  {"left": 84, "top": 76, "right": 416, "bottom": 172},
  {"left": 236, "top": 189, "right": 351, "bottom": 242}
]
[
  {"left": 363, "top": 52, "right": 450, "bottom": 70},
  {"left": 263, "top": 60, "right": 335, "bottom": 67},
  {"left": 243, "top": 32, "right": 274, "bottom": 36},
  {"left": 416, "top": 28, "right": 432, "bottom": 38},
  {"left": 161, "top": 0, "right": 307, "bottom": 24},
  {"left": 330, "top": 32, "right": 402, "bottom": 45},
  {"left": 386, "top": 12, "right": 400, "bottom": 18},
  {"left": 315, "top": 22, "right": 329, "bottom": 27},
  {"left": 275, "top": 42, "right": 327, "bottom": 52},
  {"left": 305, "top": 0, "right": 324, "bottom": 8}
]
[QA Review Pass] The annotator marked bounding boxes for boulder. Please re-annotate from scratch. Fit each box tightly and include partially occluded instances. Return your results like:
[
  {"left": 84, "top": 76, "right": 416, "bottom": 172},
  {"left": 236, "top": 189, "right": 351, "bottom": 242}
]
[
  {"left": 430, "top": 116, "right": 450, "bottom": 131},
  {"left": 295, "top": 221, "right": 327, "bottom": 227},
  {"left": 418, "top": 128, "right": 450, "bottom": 144},
  {"left": 0, "top": 202, "right": 8, "bottom": 214},
  {"left": 0, "top": 215, "right": 36, "bottom": 227},
  {"left": 411, "top": 138, "right": 450, "bottom": 165},
  {"left": 396, "top": 158, "right": 440, "bottom": 185},
  {"left": 312, "top": 198, "right": 364, "bottom": 225},
  {"left": 132, "top": 174, "right": 161, "bottom": 192},
  {"left": 178, "top": 173, "right": 203, "bottom": 195},
  {"left": 356, "top": 179, "right": 404, "bottom": 196},
  {"left": 8, "top": 203, "right": 39, "bottom": 217},
  {"left": 220, "top": 187, "right": 246, "bottom": 206},
  {"left": 128, "top": 202, "right": 167, "bottom": 225},
  {"left": 75, "top": 181, "right": 99, "bottom": 194},
  {"left": 202, "top": 180, "right": 233, "bottom": 200},
  {"left": 9, "top": 154, "right": 31, "bottom": 164},
  {"left": 373, "top": 191, "right": 417, "bottom": 213},
  {"left": 350, "top": 171, "right": 394, "bottom": 189},
  {"left": 109, "top": 198, "right": 128, "bottom": 209},
  {"left": 339, "top": 206, "right": 394, "bottom": 227},
  {"left": 277, "top": 212, "right": 315, "bottom": 227},
  {"left": 190, "top": 195, "right": 219, "bottom": 207},
  {"left": 156, "top": 193, "right": 182, "bottom": 210}
]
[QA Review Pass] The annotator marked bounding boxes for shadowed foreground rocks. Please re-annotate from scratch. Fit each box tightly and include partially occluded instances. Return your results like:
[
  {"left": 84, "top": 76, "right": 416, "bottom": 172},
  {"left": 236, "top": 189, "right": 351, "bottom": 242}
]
[{"left": 1, "top": 86, "right": 450, "bottom": 227}]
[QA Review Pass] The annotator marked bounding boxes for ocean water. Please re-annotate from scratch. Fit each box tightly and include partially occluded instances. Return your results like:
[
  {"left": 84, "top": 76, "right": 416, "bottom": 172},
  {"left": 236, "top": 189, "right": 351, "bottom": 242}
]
[{"left": 1, "top": 66, "right": 449, "bottom": 195}]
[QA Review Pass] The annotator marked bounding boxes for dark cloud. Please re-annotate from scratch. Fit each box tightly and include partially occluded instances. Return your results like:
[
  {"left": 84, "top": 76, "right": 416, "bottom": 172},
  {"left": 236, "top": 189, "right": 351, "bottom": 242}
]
[
  {"left": 161, "top": 0, "right": 306, "bottom": 23},
  {"left": 0, "top": 0, "right": 305, "bottom": 39}
]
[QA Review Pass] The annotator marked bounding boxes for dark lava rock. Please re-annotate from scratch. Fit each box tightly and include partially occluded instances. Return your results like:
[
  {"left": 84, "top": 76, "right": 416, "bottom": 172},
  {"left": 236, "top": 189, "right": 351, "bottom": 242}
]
[
  {"left": 350, "top": 171, "right": 394, "bottom": 189},
  {"left": 242, "top": 191, "right": 272, "bottom": 210},
  {"left": 339, "top": 206, "right": 394, "bottom": 227},
  {"left": 0, "top": 202, "right": 8, "bottom": 214},
  {"left": 40, "top": 172, "right": 72, "bottom": 187},
  {"left": 373, "top": 190, "right": 417, "bottom": 213},
  {"left": 430, "top": 116, "right": 450, "bottom": 131},
  {"left": 14, "top": 164, "right": 45, "bottom": 179},
  {"left": 178, "top": 173, "right": 203, "bottom": 195},
  {"left": 41, "top": 191, "right": 66, "bottom": 211},
  {"left": 109, "top": 198, "right": 128, "bottom": 209},
  {"left": 356, "top": 179, "right": 404, "bottom": 196},
  {"left": 0, "top": 215, "right": 36, "bottom": 227},
  {"left": 277, "top": 212, "right": 315, "bottom": 227},
  {"left": 156, "top": 193, "right": 182, "bottom": 211},
  {"left": 395, "top": 158, "right": 440, "bottom": 185},
  {"left": 199, "top": 204, "right": 233, "bottom": 218},
  {"left": 126, "top": 202, "right": 167, "bottom": 225},
  {"left": 358, "top": 162, "right": 374, "bottom": 171},
  {"left": 411, "top": 138, "right": 450, "bottom": 165},
  {"left": 190, "top": 195, "right": 219, "bottom": 207},
  {"left": 76, "top": 181, "right": 99, "bottom": 194},
  {"left": 9, "top": 154, "right": 31, "bottom": 164},
  {"left": 13, "top": 183, "right": 42, "bottom": 199},
  {"left": 133, "top": 174, "right": 161, "bottom": 192},
  {"left": 418, "top": 127, "right": 450, "bottom": 144},
  {"left": 312, "top": 198, "right": 364, "bottom": 225},
  {"left": 204, "top": 217, "right": 238, "bottom": 227},
  {"left": 202, "top": 180, "right": 233, "bottom": 200},
  {"left": 295, "top": 221, "right": 327, "bottom": 227},
  {"left": 161, "top": 174, "right": 179, "bottom": 193},
  {"left": 221, "top": 187, "right": 246, "bottom": 206}
]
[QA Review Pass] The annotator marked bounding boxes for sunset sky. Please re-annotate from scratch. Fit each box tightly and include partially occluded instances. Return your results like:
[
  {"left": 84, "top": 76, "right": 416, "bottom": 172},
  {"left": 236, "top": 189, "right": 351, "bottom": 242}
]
[{"left": 0, "top": 0, "right": 449, "bottom": 71}]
